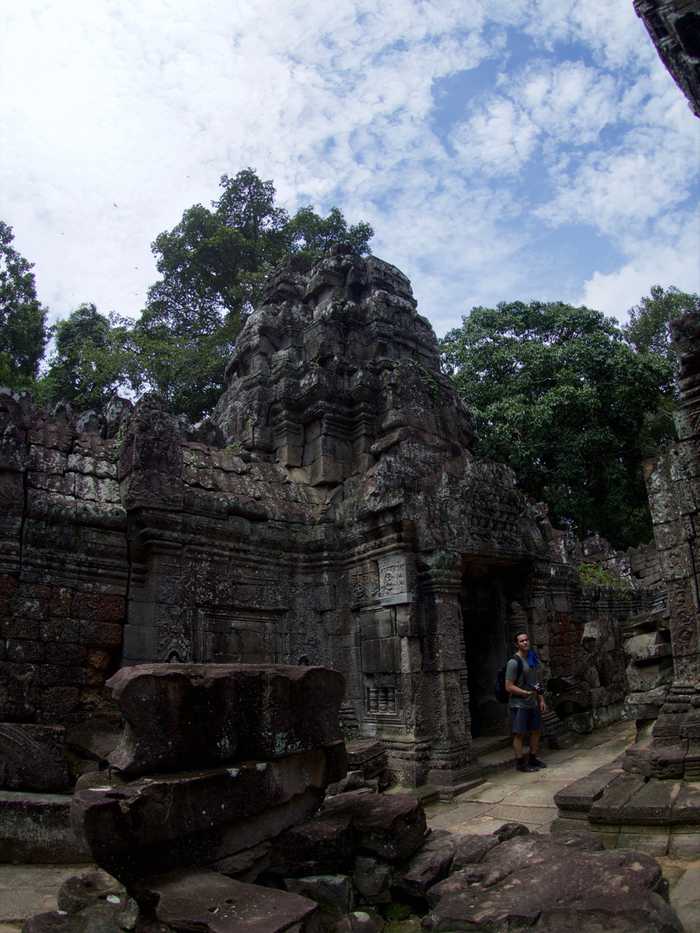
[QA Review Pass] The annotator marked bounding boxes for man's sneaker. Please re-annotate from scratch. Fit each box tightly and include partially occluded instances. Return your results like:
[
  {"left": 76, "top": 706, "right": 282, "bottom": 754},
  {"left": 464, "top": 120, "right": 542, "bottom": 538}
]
[
  {"left": 516, "top": 757, "right": 537, "bottom": 773},
  {"left": 529, "top": 755, "right": 547, "bottom": 769}
]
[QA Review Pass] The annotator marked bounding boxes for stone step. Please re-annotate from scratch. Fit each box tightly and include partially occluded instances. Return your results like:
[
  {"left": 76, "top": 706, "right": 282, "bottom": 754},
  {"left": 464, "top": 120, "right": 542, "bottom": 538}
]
[{"left": 0, "top": 791, "right": 89, "bottom": 864}]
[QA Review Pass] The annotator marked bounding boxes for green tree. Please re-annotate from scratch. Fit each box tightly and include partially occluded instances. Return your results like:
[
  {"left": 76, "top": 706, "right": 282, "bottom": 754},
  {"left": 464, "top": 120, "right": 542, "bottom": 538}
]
[
  {"left": 136, "top": 168, "right": 373, "bottom": 420},
  {"left": 625, "top": 285, "right": 699, "bottom": 375},
  {"left": 0, "top": 221, "right": 49, "bottom": 388},
  {"left": 442, "top": 301, "right": 672, "bottom": 548},
  {"left": 39, "top": 303, "right": 137, "bottom": 411}
]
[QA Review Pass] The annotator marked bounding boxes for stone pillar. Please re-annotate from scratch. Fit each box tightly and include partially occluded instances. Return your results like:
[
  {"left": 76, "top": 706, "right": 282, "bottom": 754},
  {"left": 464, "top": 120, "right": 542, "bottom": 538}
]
[
  {"left": 636, "top": 313, "right": 700, "bottom": 778},
  {"left": 417, "top": 560, "right": 477, "bottom": 793}
]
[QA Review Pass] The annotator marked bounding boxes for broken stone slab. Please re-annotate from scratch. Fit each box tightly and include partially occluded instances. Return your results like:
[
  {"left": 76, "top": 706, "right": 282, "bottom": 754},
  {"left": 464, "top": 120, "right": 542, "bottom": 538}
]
[
  {"left": 394, "top": 829, "right": 457, "bottom": 897},
  {"left": 554, "top": 758, "right": 625, "bottom": 815},
  {"left": 321, "top": 791, "right": 427, "bottom": 862},
  {"left": 588, "top": 772, "right": 646, "bottom": 823},
  {"left": 138, "top": 868, "right": 319, "bottom": 932},
  {"left": 0, "top": 723, "right": 71, "bottom": 792},
  {"left": 107, "top": 663, "right": 346, "bottom": 776},
  {"left": 424, "top": 833, "right": 682, "bottom": 932},
  {"left": 72, "top": 750, "right": 330, "bottom": 881}
]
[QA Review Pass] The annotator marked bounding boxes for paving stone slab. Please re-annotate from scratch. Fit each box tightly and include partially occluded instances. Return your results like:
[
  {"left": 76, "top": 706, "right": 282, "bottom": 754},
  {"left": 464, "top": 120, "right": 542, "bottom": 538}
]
[{"left": 140, "top": 869, "right": 319, "bottom": 932}]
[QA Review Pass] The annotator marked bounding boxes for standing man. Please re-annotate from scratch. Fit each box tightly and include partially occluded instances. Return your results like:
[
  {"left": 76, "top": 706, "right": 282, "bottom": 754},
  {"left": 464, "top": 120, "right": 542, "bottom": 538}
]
[{"left": 506, "top": 631, "right": 547, "bottom": 772}]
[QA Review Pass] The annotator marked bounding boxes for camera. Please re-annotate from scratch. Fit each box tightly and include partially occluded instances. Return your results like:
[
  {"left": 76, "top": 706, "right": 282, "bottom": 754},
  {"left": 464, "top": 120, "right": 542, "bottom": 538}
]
[{"left": 532, "top": 681, "right": 545, "bottom": 695}]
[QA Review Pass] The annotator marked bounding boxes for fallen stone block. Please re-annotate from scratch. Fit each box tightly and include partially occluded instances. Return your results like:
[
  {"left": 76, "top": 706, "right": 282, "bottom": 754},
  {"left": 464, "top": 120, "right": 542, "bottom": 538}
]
[
  {"left": 72, "top": 751, "right": 329, "bottom": 880},
  {"left": 268, "top": 814, "right": 355, "bottom": 878},
  {"left": 322, "top": 791, "right": 427, "bottom": 862},
  {"left": 139, "top": 868, "right": 319, "bottom": 932},
  {"left": 107, "top": 663, "right": 345, "bottom": 776},
  {"left": 394, "top": 829, "right": 457, "bottom": 896},
  {"left": 425, "top": 833, "right": 682, "bottom": 932}
]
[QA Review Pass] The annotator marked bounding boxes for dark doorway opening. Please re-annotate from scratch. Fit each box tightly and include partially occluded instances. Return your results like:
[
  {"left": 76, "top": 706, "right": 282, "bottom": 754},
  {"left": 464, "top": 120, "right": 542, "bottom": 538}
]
[{"left": 461, "top": 560, "right": 529, "bottom": 738}]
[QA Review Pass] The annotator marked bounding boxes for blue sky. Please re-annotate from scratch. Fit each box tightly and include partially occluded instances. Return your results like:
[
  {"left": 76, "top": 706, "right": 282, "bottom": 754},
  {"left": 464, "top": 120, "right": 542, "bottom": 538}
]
[{"left": 1, "top": 0, "right": 699, "bottom": 338}]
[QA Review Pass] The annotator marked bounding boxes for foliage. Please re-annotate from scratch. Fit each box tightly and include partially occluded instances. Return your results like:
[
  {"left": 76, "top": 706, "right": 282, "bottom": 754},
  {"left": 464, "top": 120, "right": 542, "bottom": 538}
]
[
  {"left": 135, "top": 168, "right": 373, "bottom": 420},
  {"left": 442, "top": 301, "right": 672, "bottom": 548},
  {"left": 625, "top": 285, "right": 700, "bottom": 374},
  {"left": 38, "top": 304, "right": 138, "bottom": 411},
  {"left": 578, "top": 563, "right": 632, "bottom": 590},
  {"left": 0, "top": 221, "right": 49, "bottom": 388},
  {"left": 623, "top": 286, "right": 699, "bottom": 456}
]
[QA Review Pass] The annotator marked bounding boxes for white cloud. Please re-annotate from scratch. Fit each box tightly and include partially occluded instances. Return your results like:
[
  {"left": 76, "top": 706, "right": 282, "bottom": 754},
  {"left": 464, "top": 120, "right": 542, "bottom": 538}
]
[
  {"left": 580, "top": 212, "right": 700, "bottom": 321},
  {"left": 0, "top": 0, "right": 698, "bottom": 345},
  {"left": 451, "top": 99, "right": 538, "bottom": 175}
]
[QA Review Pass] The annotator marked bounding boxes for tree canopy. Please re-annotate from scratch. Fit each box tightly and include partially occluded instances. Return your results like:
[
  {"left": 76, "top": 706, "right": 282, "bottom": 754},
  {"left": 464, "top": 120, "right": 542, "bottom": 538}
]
[
  {"left": 624, "top": 285, "right": 700, "bottom": 378},
  {"left": 135, "top": 168, "right": 373, "bottom": 419},
  {"left": 38, "top": 304, "right": 138, "bottom": 411},
  {"left": 0, "top": 221, "right": 48, "bottom": 388},
  {"left": 442, "top": 301, "right": 674, "bottom": 548}
]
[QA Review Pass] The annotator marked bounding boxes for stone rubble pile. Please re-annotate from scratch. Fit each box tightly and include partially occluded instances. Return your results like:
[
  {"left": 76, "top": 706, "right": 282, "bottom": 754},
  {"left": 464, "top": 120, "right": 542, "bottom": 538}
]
[{"left": 22, "top": 663, "right": 684, "bottom": 933}]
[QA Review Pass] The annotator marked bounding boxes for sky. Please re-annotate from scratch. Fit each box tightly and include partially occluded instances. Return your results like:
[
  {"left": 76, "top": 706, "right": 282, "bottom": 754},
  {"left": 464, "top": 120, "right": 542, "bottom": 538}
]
[{"left": 1, "top": 0, "right": 699, "bottom": 339}]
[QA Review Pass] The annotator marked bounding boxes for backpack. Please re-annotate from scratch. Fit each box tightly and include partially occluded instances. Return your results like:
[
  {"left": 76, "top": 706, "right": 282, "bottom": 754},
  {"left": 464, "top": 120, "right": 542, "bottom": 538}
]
[{"left": 495, "top": 654, "right": 523, "bottom": 703}]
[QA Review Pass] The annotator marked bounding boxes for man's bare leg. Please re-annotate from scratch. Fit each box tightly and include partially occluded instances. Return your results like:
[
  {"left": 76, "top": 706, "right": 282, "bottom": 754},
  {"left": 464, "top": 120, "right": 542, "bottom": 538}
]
[
  {"left": 530, "top": 730, "right": 541, "bottom": 755},
  {"left": 513, "top": 732, "right": 524, "bottom": 759}
]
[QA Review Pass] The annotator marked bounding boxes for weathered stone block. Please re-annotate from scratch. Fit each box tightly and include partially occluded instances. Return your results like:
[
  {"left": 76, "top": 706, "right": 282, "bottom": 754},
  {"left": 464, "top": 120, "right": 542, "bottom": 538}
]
[
  {"left": 107, "top": 663, "right": 345, "bottom": 776},
  {"left": 425, "top": 834, "right": 681, "bottom": 932},
  {"left": 268, "top": 813, "right": 355, "bottom": 878},
  {"left": 322, "top": 791, "right": 427, "bottom": 862},
  {"left": 72, "top": 750, "right": 330, "bottom": 880}
]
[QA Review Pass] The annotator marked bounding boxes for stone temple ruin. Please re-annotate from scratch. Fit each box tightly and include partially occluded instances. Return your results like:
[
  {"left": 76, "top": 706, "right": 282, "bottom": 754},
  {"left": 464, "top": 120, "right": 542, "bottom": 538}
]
[
  {"left": 1, "top": 252, "right": 700, "bottom": 929},
  {"left": 1, "top": 247, "right": 653, "bottom": 814}
]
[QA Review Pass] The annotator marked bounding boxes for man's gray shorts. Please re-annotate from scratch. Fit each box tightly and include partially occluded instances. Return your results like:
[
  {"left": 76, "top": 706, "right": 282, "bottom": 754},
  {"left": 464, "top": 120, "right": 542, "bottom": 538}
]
[{"left": 510, "top": 707, "right": 542, "bottom": 734}]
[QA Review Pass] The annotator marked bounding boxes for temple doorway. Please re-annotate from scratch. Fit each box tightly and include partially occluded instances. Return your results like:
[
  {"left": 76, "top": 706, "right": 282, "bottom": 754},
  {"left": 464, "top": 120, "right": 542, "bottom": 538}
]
[{"left": 461, "top": 561, "right": 529, "bottom": 738}]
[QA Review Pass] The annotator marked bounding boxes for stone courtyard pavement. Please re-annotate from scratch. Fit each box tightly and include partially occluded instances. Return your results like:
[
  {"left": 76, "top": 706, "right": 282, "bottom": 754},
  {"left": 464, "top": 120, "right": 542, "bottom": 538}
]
[{"left": 2, "top": 720, "right": 700, "bottom": 930}]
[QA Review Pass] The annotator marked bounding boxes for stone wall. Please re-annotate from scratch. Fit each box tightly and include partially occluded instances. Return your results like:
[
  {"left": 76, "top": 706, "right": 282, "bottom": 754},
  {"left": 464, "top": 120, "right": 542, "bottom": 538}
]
[{"left": 0, "top": 393, "right": 129, "bottom": 791}]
